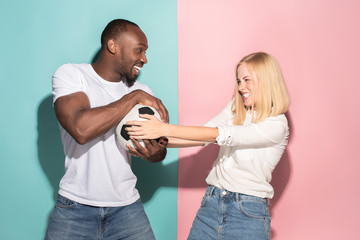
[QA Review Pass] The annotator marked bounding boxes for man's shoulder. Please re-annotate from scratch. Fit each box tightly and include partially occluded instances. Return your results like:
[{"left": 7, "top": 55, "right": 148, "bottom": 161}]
[
  {"left": 53, "top": 64, "right": 92, "bottom": 82},
  {"left": 54, "top": 63, "right": 89, "bottom": 73}
]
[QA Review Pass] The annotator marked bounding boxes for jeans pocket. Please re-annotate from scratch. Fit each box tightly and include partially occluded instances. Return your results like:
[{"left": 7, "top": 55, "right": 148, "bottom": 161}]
[
  {"left": 55, "top": 195, "right": 78, "bottom": 209},
  {"left": 200, "top": 194, "right": 209, "bottom": 207},
  {"left": 238, "top": 199, "right": 269, "bottom": 219}
]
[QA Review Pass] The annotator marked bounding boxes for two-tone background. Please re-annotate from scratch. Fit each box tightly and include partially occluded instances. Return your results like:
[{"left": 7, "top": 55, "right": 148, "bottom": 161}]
[{"left": 1, "top": 0, "right": 359, "bottom": 239}]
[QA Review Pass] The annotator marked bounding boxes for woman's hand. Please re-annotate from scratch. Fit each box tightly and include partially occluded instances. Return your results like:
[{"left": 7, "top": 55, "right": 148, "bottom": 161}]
[{"left": 126, "top": 114, "right": 167, "bottom": 139}]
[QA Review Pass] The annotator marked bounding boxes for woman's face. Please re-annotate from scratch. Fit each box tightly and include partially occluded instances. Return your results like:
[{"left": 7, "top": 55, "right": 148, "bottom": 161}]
[{"left": 237, "top": 63, "right": 258, "bottom": 109}]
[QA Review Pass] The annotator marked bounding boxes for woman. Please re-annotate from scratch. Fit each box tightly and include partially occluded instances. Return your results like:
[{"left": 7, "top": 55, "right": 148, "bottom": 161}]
[{"left": 127, "top": 52, "right": 290, "bottom": 240}]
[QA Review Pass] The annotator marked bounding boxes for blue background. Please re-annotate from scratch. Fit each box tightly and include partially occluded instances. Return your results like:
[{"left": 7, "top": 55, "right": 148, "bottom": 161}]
[{"left": 0, "top": 0, "right": 178, "bottom": 239}]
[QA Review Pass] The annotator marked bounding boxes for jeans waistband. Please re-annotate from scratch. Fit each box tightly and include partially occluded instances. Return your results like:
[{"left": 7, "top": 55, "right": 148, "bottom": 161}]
[{"left": 206, "top": 186, "right": 269, "bottom": 204}]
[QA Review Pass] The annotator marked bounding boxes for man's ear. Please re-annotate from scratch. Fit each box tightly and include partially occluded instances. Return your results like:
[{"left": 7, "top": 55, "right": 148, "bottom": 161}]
[{"left": 107, "top": 39, "right": 117, "bottom": 54}]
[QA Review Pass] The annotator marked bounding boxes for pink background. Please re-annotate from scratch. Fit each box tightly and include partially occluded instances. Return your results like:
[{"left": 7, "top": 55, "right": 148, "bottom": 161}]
[{"left": 177, "top": 0, "right": 360, "bottom": 239}]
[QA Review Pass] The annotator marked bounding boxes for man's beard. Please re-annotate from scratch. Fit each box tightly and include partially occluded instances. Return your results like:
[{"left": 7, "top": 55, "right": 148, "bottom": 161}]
[
  {"left": 121, "top": 62, "right": 141, "bottom": 87},
  {"left": 123, "top": 74, "right": 137, "bottom": 87}
]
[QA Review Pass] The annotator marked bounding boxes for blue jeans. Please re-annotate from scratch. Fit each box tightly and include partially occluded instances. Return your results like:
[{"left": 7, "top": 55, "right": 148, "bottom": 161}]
[
  {"left": 188, "top": 186, "right": 271, "bottom": 240},
  {"left": 45, "top": 195, "right": 155, "bottom": 240}
]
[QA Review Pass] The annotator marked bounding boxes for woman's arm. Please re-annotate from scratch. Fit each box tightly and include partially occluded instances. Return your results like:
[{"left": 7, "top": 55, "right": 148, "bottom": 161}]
[
  {"left": 126, "top": 114, "right": 219, "bottom": 143},
  {"left": 216, "top": 115, "right": 289, "bottom": 148},
  {"left": 166, "top": 137, "right": 205, "bottom": 148}
]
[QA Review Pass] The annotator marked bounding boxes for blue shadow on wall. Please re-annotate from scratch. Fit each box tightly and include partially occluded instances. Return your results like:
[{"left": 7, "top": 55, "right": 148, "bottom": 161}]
[{"left": 37, "top": 95, "right": 65, "bottom": 202}]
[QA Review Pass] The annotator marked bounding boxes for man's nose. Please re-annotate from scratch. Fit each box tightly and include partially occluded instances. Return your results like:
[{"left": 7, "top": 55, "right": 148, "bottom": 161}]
[{"left": 141, "top": 53, "right": 148, "bottom": 64}]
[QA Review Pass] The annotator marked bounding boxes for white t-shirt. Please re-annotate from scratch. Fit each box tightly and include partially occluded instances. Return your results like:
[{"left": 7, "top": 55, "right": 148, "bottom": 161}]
[
  {"left": 204, "top": 100, "right": 289, "bottom": 199},
  {"left": 52, "top": 63, "right": 153, "bottom": 207}
]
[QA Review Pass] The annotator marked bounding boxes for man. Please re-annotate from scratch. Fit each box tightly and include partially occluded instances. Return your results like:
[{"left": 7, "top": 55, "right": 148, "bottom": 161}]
[{"left": 45, "top": 19, "right": 168, "bottom": 240}]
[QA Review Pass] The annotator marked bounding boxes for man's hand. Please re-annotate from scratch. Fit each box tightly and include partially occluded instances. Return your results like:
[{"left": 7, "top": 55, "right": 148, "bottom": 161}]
[
  {"left": 127, "top": 137, "right": 168, "bottom": 163},
  {"left": 130, "top": 90, "right": 169, "bottom": 123}
]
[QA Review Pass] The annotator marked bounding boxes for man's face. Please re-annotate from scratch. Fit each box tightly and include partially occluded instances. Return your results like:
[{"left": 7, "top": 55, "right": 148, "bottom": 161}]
[{"left": 115, "top": 25, "right": 148, "bottom": 86}]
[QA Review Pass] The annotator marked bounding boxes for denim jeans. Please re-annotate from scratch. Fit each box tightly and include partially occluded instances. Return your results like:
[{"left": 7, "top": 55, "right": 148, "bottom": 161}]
[
  {"left": 45, "top": 195, "right": 155, "bottom": 240},
  {"left": 188, "top": 186, "right": 271, "bottom": 240}
]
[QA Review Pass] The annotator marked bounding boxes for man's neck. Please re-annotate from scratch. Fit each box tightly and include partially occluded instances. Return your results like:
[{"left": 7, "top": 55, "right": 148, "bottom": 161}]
[{"left": 92, "top": 57, "right": 123, "bottom": 83}]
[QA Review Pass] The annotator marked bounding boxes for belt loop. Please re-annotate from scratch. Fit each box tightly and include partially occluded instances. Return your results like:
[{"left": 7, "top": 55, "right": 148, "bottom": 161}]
[
  {"left": 209, "top": 186, "right": 215, "bottom": 197},
  {"left": 236, "top": 192, "right": 240, "bottom": 202},
  {"left": 267, "top": 198, "right": 271, "bottom": 206}
]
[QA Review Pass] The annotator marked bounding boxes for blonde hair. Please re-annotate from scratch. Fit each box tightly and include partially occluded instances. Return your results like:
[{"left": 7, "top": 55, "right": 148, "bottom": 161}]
[{"left": 232, "top": 52, "right": 290, "bottom": 125}]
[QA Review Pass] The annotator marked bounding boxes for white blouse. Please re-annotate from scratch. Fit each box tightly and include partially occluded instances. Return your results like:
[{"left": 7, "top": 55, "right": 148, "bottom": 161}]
[{"left": 204, "top": 100, "right": 289, "bottom": 199}]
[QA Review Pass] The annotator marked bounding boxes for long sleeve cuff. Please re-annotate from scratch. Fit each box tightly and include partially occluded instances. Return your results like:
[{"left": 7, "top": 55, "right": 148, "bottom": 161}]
[{"left": 216, "top": 126, "right": 232, "bottom": 146}]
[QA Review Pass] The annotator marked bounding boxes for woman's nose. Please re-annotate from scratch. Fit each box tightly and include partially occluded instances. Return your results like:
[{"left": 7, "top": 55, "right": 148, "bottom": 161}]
[{"left": 238, "top": 82, "right": 245, "bottom": 91}]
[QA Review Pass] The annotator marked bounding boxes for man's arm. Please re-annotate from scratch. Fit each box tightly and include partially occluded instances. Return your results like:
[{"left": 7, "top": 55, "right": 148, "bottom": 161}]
[{"left": 55, "top": 89, "right": 168, "bottom": 145}]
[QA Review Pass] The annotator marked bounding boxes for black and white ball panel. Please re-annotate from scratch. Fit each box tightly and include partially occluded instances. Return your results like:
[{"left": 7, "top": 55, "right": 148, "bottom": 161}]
[{"left": 115, "top": 104, "right": 161, "bottom": 150}]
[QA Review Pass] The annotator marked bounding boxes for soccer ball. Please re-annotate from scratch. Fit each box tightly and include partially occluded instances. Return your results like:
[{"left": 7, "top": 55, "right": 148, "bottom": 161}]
[{"left": 115, "top": 104, "right": 161, "bottom": 150}]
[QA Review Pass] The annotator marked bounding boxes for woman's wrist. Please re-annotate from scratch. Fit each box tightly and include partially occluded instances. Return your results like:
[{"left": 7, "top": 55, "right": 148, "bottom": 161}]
[{"left": 163, "top": 123, "right": 171, "bottom": 137}]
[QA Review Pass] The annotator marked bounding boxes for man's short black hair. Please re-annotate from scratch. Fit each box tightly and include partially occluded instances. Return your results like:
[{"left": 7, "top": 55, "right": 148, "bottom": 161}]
[{"left": 100, "top": 19, "right": 139, "bottom": 48}]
